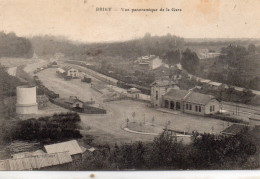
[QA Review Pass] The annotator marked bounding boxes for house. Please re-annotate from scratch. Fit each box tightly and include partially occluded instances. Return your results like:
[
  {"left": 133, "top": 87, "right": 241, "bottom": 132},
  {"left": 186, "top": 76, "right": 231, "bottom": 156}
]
[
  {"left": 150, "top": 79, "right": 180, "bottom": 107},
  {"left": 44, "top": 140, "right": 86, "bottom": 163},
  {"left": 160, "top": 89, "right": 220, "bottom": 116},
  {"left": 64, "top": 96, "right": 84, "bottom": 109},
  {"left": 135, "top": 55, "right": 160, "bottom": 70},
  {"left": 127, "top": 88, "right": 141, "bottom": 99},
  {"left": 62, "top": 65, "right": 79, "bottom": 78}
]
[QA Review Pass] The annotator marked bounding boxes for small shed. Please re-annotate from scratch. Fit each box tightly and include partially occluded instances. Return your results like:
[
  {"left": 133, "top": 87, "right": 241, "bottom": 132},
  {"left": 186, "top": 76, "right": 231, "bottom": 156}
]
[
  {"left": 44, "top": 140, "right": 85, "bottom": 162},
  {"left": 64, "top": 96, "right": 84, "bottom": 109}
]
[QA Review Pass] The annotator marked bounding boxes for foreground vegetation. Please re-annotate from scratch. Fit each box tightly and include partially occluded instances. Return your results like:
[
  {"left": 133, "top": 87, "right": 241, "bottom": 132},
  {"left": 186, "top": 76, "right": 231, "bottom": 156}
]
[
  {"left": 0, "top": 112, "right": 82, "bottom": 144},
  {"left": 81, "top": 129, "right": 259, "bottom": 170}
]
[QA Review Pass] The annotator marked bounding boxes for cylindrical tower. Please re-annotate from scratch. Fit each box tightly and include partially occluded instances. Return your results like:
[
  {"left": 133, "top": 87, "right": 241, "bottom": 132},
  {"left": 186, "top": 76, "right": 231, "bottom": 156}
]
[{"left": 16, "top": 85, "right": 38, "bottom": 114}]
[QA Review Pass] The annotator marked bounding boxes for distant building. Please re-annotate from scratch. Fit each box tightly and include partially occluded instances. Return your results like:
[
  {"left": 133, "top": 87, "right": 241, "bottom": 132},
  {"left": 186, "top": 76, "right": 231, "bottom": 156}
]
[
  {"left": 55, "top": 96, "right": 84, "bottom": 111},
  {"left": 62, "top": 65, "right": 79, "bottom": 78},
  {"left": 44, "top": 140, "right": 86, "bottom": 163},
  {"left": 65, "top": 96, "right": 84, "bottom": 109},
  {"left": 135, "top": 55, "right": 163, "bottom": 70},
  {"left": 162, "top": 89, "right": 220, "bottom": 116},
  {"left": 150, "top": 79, "right": 180, "bottom": 107},
  {"left": 127, "top": 88, "right": 141, "bottom": 99}
]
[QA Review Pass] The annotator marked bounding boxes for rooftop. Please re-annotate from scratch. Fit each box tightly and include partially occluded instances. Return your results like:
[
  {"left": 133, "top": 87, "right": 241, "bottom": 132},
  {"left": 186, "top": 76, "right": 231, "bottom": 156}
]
[
  {"left": 0, "top": 152, "right": 72, "bottom": 171},
  {"left": 185, "top": 92, "right": 215, "bottom": 105},
  {"left": 163, "top": 89, "right": 188, "bottom": 101},
  {"left": 62, "top": 65, "right": 77, "bottom": 72},
  {"left": 164, "top": 89, "right": 216, "bottom": 105},
  {"left": 44, "top": 140, "right": 84, "bottom": 156}
]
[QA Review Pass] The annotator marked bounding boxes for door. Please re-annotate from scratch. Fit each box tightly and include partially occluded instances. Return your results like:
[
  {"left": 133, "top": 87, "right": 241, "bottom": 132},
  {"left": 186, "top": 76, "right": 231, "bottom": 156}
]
[
  {"left": 170, "top": 101, "right": 174, "bottom": 109},
  {"left": 176, "top": 102, "right": 180, "bottom": 110}
]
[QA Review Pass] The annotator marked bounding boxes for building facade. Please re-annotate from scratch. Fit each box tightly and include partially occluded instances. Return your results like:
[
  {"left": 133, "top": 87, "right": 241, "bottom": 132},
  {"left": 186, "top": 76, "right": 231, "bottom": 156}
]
[
  {"left": 62, "top": 66, "right": 79, "bottom": 78},
  {"left": 150, "top": 80, "right": 180, "bottom": 107},
  {"left": 161, "top": 89, "right": 220, "bottom": 116}
]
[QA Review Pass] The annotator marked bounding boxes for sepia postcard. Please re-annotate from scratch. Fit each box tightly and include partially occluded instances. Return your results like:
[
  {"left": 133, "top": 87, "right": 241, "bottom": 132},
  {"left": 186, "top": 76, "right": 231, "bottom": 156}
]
[{"left": 0, "top": 0, "right": 260, "bottom": 178}]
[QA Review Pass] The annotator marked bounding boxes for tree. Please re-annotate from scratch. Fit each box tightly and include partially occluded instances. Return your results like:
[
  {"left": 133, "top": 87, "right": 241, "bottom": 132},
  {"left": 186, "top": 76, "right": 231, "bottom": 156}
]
[
  {"left": 248, "top": 44, "right": 256, "bottom": 54},
  {"left": 181, "top": 48, "right": 199, "bottom": 74},
  {"left": 163, "top": 49, "right": 181, "bottom": 68}
]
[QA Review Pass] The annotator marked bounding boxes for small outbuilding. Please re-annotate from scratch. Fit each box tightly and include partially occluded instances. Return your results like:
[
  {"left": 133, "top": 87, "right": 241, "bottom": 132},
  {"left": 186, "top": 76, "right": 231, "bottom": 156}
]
[
  {"left": 127, "top": 88, "right": 141, "bottom": 99},
  {"left": 62, "top": 65, "right": 79, "bottom": 78},
  {"left": 44, "top": 140, "right": 85, "bottom": 163}
]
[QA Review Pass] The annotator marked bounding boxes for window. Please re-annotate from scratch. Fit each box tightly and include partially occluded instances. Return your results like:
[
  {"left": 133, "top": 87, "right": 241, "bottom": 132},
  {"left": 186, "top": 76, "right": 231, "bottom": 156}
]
[
  {"left": 189, "top": 104, "right": 192, "bottom": 110},
  {"left": 186, "top": 104, "right": 189, "bottom": 110},
  {"left": 210, "top": 106, "right": 212, "bottom": 112},
  {"left": 199, "top": 106, "right": 201, "bottom": 112},
  {"left": 195, "top": 106, "right": 198, "bottom": 112},
  {"left": 213, "top": 105, "right": 215, "bottom": 111},
  {"left": 156, "top": 91, "right": 158, "bottom": 100}
]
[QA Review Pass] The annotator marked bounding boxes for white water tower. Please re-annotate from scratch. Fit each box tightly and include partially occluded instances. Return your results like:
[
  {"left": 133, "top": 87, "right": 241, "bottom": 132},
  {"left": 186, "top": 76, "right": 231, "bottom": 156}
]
[{"left": 16, "top": 85, "right": 38, "bottom": 114}]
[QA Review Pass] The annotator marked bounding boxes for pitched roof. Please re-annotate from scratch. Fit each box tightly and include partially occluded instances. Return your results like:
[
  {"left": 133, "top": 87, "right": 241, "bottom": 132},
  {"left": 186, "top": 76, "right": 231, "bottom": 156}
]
[
  {"left": 164, "top": 89, "right": 216, "bottom": 105},
  {"left": 185, "top": 92, "right": 216, "bottom": 105},
  {"left": 0, "top": 152, "right": 72, "bottom": 171},
  {"left": 62, "top": 65, "right": 77, "bottom": 72},
  {"left": 44, "top": 140, "right": 84, "bottom": 156},
  {"left": 163, "top": 89, "right": 188, "bottom": 100}
]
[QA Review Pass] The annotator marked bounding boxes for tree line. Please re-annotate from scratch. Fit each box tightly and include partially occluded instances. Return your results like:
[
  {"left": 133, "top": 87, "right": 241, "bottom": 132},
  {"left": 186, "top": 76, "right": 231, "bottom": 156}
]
[{"left": 0, "top": 32, "right": 33, "bottom": 58}]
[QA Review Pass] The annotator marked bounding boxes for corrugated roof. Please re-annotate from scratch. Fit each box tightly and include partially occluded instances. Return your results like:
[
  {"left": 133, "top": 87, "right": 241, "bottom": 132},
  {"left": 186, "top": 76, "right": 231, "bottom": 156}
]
[
  {"left": 0, "top": 152, "right": 72, "bottom": 171},
  {"left": 44, "top": 140, "right": 83, "bottom": 156},
  {"left": 12, "top": 150, "right": 45, "bottom": 159}
]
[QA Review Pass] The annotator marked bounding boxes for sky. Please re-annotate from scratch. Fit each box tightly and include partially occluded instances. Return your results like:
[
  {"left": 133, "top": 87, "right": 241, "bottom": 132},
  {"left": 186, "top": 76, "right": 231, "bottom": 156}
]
[{"left": 0, "top": 0, "right": 259, "bottom": 42}]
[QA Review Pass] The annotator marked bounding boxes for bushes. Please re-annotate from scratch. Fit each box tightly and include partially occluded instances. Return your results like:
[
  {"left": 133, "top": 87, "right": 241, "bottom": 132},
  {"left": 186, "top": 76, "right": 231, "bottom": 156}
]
[
  {"left": 2, "top": 112, "right": 82, "bottom": 143},
  {"left": 81, "top": 130, "right": 257, "bottom": 170}
]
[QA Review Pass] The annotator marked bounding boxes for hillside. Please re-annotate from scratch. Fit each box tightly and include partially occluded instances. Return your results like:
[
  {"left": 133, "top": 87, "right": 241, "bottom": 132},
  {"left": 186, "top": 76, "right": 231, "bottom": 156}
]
[{"left": 0, "top": 32, "right": 33, "bottom": 58}]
